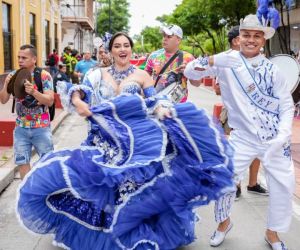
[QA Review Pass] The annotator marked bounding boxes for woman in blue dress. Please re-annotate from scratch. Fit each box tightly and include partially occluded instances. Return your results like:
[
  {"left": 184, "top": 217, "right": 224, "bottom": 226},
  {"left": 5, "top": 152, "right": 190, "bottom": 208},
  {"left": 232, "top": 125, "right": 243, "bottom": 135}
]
[{"left": 17, "top": 32, "right": 234, "bottom": 250}]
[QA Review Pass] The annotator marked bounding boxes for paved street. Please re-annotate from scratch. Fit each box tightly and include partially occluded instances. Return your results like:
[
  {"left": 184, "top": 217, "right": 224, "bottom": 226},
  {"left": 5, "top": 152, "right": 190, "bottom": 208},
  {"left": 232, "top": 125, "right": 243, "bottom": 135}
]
[{"left": 0, "top": 85, "right": 300, "bottom": 249}]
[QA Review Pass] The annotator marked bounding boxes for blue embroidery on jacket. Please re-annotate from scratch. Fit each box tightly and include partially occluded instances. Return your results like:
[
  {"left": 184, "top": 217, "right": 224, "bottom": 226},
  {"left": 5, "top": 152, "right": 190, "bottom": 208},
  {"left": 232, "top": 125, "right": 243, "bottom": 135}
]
[{"left": 283, "top": 142, "right": 291, "bottom": 159}]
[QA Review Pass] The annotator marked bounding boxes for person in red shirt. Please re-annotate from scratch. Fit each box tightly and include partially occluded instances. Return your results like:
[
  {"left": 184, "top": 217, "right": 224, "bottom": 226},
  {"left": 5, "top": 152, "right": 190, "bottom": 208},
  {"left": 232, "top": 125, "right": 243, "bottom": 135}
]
[{"left": 47, "top": 49, "right": 59, "bottom": 77}]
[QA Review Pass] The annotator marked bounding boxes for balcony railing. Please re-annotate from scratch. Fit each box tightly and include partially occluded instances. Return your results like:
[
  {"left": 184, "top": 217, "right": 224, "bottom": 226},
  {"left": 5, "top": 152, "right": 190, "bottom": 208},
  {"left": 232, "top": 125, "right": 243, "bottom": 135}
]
[{"left": 61, "top": 2, "right": 94, "bottom": 30}]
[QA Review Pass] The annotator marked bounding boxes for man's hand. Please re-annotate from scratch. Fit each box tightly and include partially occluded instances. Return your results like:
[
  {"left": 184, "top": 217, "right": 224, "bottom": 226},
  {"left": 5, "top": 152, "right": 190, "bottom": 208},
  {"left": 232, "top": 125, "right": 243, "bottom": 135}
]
[
  {"left": 4, "top": 74, "right": 13, "bottom": 87},
  {"left": 176, "top": 63, "right": 187, "bottom": 73},
  {"left": 212, "top": 53, "right": 242, "bottom": 69},
  {"left": 76, "top": 101, "right": 92, "bottom": 117},
  {"left": 75, "top": 100, "right": 92, "bottom": 117},
  {"left": 0, "top": 74, "right": 13, "bottom": 103},
  {"left": 154, "top": 106, "right": 172, "bottom": 120},
  {"left": 24, "top": 80, "right": 36, "bottom": 95},
  {"left": 72, "top": 91, "right": 92, "bottom": 117}
]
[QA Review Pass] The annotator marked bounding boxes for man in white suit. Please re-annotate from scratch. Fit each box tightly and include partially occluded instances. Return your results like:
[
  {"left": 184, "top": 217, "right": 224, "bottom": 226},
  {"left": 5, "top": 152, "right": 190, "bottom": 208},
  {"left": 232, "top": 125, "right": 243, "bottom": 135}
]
[{"left": 184, "top": 14, "right": 295, "bottom": 250}]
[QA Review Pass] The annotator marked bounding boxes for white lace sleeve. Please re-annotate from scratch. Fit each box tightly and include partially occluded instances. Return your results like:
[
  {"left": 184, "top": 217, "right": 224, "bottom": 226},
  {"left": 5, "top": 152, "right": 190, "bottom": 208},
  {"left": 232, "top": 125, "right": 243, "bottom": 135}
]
[{"left": 56, "top": 81, "right": 93, "bottom": 112}]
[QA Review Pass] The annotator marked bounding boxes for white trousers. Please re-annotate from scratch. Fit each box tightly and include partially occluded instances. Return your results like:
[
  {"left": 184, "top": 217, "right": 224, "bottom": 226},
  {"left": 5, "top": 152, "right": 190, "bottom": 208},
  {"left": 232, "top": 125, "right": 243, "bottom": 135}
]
[{"left": 215, "top": 131, "right": 295, "bottom": 232}]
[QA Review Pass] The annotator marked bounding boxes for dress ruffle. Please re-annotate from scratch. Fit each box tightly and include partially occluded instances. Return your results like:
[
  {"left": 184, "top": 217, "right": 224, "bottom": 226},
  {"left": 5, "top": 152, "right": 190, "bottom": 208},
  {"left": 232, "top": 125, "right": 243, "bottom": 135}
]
[{"left": 17, "top": 94, "right": 234, "bottom": 250}]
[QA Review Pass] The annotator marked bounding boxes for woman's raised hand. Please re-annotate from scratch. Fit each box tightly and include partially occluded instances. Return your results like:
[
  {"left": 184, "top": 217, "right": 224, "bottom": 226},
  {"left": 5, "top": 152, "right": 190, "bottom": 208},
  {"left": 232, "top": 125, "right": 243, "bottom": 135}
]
[
  {"left": 71, "top": 91, "right": 92, "bottom": 117},
  {"left": 75, "top": 101, "right": 92, "bottom": 117}
]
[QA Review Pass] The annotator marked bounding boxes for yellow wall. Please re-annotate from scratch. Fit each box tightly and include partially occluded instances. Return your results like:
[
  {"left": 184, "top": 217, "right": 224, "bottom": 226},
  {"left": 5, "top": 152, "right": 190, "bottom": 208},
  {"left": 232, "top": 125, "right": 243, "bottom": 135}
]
[
  {"left": 0, "top": 0, "right": 21, "bottom": 72},
  {"left": 28, "top": 0, "right": 43, "bottom": 66},
  {"left": 0, "top": 0, "right": 61, "bottom": 73}
]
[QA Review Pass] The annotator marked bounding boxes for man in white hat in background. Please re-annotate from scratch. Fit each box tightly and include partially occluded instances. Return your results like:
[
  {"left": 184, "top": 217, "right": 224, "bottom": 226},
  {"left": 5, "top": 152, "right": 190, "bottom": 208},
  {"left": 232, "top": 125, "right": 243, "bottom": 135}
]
[
  {"left": 145, "top": 24, "right": 201, "bottom": 102},
  {"left": 184, "top": 14, "right": 295, "bottom": 250}
]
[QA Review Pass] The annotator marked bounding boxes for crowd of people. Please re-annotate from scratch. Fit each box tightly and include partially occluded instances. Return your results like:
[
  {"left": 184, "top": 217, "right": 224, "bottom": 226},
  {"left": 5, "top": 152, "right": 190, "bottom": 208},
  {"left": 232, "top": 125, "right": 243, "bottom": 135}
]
[{"left": 0, "top": 12, "right": 295, "bottom": 250}]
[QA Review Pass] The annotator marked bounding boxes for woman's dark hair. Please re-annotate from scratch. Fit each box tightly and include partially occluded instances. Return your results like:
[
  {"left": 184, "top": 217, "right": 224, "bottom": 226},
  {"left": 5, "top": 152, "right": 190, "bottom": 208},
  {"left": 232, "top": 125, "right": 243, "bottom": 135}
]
[{"left": 108, "top": 32, "right": 134, "bottom": 51}]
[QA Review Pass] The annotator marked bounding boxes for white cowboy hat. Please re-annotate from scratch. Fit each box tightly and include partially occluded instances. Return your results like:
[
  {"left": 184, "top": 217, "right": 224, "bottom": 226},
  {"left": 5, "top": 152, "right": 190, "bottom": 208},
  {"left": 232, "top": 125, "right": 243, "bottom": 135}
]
[{"left": 239, "top": 14, "right": 275, "bottom": 40}]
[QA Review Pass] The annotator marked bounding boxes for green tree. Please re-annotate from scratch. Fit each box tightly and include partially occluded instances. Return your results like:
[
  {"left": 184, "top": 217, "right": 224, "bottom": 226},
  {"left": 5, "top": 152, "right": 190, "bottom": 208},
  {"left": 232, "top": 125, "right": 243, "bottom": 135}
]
[
  {"left": 164, "top": 0, "right": 256, "bottom": 54},
  {"left": 97, "top": 0, "right": 131, "bottom": 35},
  {"left": 141, "top": 26, "right": 162, "bottom": 50},
  {"left": 133, "top": 26, "right": 162, "bottom": 53}
]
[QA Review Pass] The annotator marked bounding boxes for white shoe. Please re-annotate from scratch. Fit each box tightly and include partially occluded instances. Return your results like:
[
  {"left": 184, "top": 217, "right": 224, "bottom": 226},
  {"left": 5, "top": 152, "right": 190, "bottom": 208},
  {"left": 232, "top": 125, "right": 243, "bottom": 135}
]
[
  {"left": 265, "top": 237, "right": 288, "bottom": 250},
  {"left": 210, "top": 222, "right": 233, "bottom": 247}
]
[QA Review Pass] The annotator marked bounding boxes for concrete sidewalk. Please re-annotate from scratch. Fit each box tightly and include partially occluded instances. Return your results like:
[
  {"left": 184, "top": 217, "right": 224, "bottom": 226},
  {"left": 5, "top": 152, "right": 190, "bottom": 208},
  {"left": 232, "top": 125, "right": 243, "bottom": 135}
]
[
  {"left": 178, "top": 186, "right": 300, "bottom": 250},
  {"left": 0, "top": 86, "right": 299, "bottom": 249},
  {"left": 0, "top": 99, "right": 69, "bottom": 193},
  {"left": 0, "top": 113, "right": 299, "bottom": 250}
]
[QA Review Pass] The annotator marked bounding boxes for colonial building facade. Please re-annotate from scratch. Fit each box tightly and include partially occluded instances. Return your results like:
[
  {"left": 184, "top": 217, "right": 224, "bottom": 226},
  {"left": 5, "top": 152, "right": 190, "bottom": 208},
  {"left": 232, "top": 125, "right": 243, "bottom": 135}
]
[
  {"left": 60, "top": 0, "right": 95, "bottom": 54},
  {"left": 0, "top": 0, "right": 61, "bottom": 73},
  {"left": 271, "top": 0, "right": 300, "bottom": 55}
]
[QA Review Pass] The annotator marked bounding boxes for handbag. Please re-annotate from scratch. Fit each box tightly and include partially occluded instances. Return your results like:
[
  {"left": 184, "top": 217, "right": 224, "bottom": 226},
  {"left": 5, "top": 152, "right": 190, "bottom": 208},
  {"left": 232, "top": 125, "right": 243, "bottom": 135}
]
[{"left": 154, "top": 51, "right": 186, "bottom": 103}]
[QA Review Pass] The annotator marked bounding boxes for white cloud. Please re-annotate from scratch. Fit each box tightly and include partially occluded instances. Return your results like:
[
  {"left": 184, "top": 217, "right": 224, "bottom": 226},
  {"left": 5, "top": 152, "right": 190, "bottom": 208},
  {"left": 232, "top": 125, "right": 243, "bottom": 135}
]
[{"left": 128, "top": 0, "right": 182, "bottom": 36}]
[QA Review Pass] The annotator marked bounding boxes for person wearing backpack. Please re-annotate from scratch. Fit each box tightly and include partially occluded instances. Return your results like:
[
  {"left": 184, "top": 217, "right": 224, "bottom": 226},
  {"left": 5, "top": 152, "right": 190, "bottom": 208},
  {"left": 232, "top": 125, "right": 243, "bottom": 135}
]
[
  {"left": 0, "top": 44, "right": 54, "bottom": 179},
  {"left": 47, "top": 49, "right": 59, "bottom": 77}
]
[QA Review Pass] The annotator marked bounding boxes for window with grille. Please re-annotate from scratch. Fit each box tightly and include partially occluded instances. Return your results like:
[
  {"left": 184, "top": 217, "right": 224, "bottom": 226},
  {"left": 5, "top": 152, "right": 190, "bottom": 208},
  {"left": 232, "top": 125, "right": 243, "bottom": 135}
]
[
  {"left": 30, "top": 13, "right": 37, "bottom": 47},
  {"left": 45, "top": 20, "right": 50, "bottom": 56},
  {"left": 2, "top": 2, "right": 13, "bottom": 71},
  {"left": 54, "top": 23, "right": 58, "bottom": 51}
]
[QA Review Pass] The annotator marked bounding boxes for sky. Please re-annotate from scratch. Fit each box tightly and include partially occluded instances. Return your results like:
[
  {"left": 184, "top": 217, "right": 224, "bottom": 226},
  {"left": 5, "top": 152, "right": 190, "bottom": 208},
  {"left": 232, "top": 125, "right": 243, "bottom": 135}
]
[{"left": 128, "top": 0, "right": 182, "bottom": 36}]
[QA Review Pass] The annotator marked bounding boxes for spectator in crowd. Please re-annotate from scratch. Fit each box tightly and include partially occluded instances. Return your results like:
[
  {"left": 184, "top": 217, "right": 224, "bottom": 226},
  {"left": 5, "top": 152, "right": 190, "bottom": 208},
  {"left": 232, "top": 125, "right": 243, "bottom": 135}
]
[
  {"left": 47, "top": 49, "right": 59, "bottom": 77},
  {"left": 53, "top": 63, "right": 70, "bottom": 93},
  {"left": 0, "top": 44, "right": 54, "bottom": 179},
  {"left": 62, "top": 46, "right": 73, "bottom": 78},
  {"left": 144, "top": 24, "right": 201, "bottom": 103},
  {"left": 70, "top": 49, "right": 79, "bottom": 84},
  {"left": 74, "top": 51, "right": 97, "bottom": 82},
  {"left": 98, "top": 44, "right": 112, "bottom": 67}
]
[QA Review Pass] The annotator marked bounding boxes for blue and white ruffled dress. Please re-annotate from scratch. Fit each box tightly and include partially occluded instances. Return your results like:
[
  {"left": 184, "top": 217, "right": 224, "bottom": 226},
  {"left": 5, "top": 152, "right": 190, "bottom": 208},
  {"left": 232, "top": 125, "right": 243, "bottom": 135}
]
[{"left": 17, "top": 69, "right": 234, "bottom": 250}]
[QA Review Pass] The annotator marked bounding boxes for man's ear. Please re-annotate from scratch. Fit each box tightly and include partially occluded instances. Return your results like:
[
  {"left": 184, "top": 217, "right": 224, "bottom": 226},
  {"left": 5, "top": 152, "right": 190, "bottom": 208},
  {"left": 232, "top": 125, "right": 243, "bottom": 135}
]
[{"left": 233, "top": 37, "right": 240, "bottom": 47}]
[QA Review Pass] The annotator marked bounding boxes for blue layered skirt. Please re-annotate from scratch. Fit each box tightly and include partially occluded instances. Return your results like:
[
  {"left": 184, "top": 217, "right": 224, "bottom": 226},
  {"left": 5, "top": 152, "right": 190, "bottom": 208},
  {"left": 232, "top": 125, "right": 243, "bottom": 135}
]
[{"left": 17, "top": 94, "right": 234, "bottom": 250}]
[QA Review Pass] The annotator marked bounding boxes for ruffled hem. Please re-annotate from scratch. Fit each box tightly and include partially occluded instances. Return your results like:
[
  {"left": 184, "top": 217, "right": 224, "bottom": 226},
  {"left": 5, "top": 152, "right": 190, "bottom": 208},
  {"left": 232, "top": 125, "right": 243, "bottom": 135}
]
[{"left": 17, "top": 95, "right": 234, "bottom": 250}]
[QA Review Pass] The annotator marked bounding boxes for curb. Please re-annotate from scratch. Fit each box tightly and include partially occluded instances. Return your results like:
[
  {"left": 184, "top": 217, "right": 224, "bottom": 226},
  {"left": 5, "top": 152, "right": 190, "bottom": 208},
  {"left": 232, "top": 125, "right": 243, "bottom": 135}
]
[{"left": 0, "top": 110, "right": 69, "bottom": 193}]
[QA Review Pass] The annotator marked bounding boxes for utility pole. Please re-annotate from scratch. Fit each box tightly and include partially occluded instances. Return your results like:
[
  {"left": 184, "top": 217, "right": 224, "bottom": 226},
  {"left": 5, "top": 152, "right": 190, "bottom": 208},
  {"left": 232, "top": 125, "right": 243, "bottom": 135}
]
[{"left": 109, "top": 0, "right": 112, "bottom": 33}]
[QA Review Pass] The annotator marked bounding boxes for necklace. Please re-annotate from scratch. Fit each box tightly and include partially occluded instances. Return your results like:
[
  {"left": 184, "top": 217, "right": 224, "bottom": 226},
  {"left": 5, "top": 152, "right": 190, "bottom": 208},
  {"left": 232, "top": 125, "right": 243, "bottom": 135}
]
[{"left": 108, "top": 64, "right": 135, "bottom": 84}]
